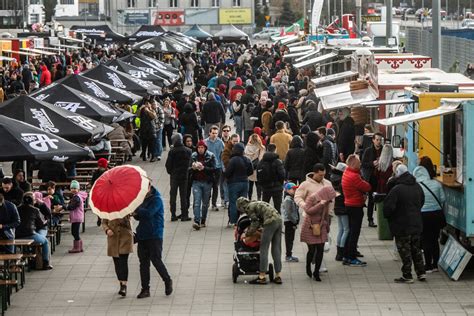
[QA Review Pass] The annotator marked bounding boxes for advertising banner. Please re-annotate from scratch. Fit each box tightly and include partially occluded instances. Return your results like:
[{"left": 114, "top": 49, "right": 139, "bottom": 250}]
[
  {"left": 219, "top": 8, "right": 252, "bottom": 24},
  {"left": 153, "top": 10, "right": 185, "bottom": 26},
  {"left": 118, "top": 10, "right": 150, "bottom": 26},
  {"left": 185, "top": 8, "right": 219, "bottom": 25},
  {"left": 311, "top": 0, "right": 324, "bottom": 34}
]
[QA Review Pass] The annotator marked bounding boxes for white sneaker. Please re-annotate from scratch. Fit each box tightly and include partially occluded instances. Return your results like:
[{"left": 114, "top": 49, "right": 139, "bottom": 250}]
[{"left": 319, "top": 267, "right": 328, "bottom": 273}]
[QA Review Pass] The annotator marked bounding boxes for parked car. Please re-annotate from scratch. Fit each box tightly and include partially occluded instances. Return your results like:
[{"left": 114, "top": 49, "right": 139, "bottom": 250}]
[{"left": 252, "top": 29, "right": 279, "bottom": 39}]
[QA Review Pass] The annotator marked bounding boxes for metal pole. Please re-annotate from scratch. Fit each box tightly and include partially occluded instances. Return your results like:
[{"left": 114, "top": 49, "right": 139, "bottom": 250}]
[
  {"left": 356, "top": 0, "right": 361, "bottom": 32},
  {"left": 457, "top": 0, "right": 460, "bottom": 29},
  {"left": 340, "top": 0, "right": 343, "bottom": 19},
  {"left": 432, "top": 0, "right": 441, "bottom": 68},
  {"left": 386, "top": 0, "right": 393, "bottom": 46},
  {"left": 303, "top": 0, "right": 306, "bottom": 20},
  {"left": 327, "top": 0, "right": 330, "bottom": 24},
  {"left": 334, "top": 0, "right": 337, "bottom": 20}
]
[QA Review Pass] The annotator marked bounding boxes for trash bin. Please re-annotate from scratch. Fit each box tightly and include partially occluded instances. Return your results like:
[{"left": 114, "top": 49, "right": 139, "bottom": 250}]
[{"left": 373, "top": 193, "right": 393, "bottom": 240}]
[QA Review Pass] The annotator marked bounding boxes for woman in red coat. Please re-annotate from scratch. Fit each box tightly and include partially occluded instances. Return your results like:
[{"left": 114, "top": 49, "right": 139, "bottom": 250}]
[
  {"left": 39, "top": 62, "right": 51, "bottom": 87},
  {"left": 301, "top": 186, "right": 337, "bottom": 281}
]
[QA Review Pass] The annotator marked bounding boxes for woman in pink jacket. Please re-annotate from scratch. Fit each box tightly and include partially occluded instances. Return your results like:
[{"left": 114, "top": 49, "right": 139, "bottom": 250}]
[{"left": 300, "top": 186, "right": 337, "bottom": 281}]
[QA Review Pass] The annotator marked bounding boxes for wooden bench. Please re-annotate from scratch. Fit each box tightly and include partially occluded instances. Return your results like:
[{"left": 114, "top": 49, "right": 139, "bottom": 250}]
[{"left": 0, "top": 279, "right": 18, "bottom": 313}]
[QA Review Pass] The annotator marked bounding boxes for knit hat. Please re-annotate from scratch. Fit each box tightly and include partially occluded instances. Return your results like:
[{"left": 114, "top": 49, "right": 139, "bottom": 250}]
[
  {"left": 277, "top": 102, "right": 286, "bottom": 110},
  {"left": 97, "top": 158, "right": 108, "bottom": 169},
  {"left": 300, "top": 125, "right": 311, "bottom": 136},
  {"left": 253, "top": 127, "right": 262, "bottom": 135},
  {"left": 245, "top": 79, "right": 253, "bottom": 87},
  {"left": 70, "top": 180, "right": 80, "bottom": 190},
  {"left": 197, "top": 140, "right": 207, "bottom": 150},
  {"left": 284, "top": 182, "right": 298, "bottom": 191},
  {"left": 218, "top": 84, "right": 226, "bottom": 93},
  {"left": 395, "top": 164, "right": 408, "bottom": 178}
]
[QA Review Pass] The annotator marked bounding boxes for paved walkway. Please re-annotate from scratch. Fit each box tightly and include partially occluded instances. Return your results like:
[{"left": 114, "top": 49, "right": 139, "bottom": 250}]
[{"left": 8, "top": 151, "right": 474, "bottom": 316}]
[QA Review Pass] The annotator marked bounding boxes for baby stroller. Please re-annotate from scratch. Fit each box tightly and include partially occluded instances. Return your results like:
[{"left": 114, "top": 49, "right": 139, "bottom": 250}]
[{"left": 232, "top": 215, "right": 274, "bottom": 283}]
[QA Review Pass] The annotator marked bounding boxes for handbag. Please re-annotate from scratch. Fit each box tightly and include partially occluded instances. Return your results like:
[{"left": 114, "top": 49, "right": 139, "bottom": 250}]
[{"left": 310, "top": 206, "right": 327, "bottom": 237}]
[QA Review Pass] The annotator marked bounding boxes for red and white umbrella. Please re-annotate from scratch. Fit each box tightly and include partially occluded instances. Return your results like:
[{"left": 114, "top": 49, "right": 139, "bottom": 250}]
[{"left": 89, "top": 165, "right": 150, "bottom": 220}]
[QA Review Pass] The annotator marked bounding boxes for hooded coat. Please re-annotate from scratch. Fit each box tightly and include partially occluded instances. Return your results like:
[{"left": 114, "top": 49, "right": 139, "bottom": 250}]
[
  {"left": 101, "top": 217, "right": 133, "bottom": 257},
  {"left": 229, "top": 77, "right": 245, "bottom": 102},
  {"left": 166, "top": 134, "right": 192, "bottom": 181},
  {"left": 302, "top": 132, "right": 322, "bottom": 175},
  {"left": 236, "top": 197, "right": 281, "bottom": 235},
  {"left": 294, "top": 173, "right": 334, "bottom": 214},
  {"left": 284, "top": 136, "right": 306, "bottom": 182},
  {"left": 0, "top": 201, "right": 20, "bottom": 241},
  {"left": 342, "top": 167, "right": 371, "bottom": 207},
  {"left": 39, "top": 64, "right": 51, "bottom": 87},
  {"left": 134, "top": 186, "right": 165, "bottom": 241},
  {"left": 224, "top": 143, "right": 253, "bottom": 184},
  {"left": 413, "top": 166, "right": 446, "bottom": 212},
  {"left": 256, "top": 152, "right": 285, "bottom": 191},
  {"left": 337, "top": 116, "right": 356, "bottom": 160},
  {"left": 65, "top": 191, "right": 88, "bottom": 223},
  {"left": 383, "top": 172, "right": 425, "bottom": 236},
  {"left": 179, "top": 103, "right": 200, "bottom": 143}
]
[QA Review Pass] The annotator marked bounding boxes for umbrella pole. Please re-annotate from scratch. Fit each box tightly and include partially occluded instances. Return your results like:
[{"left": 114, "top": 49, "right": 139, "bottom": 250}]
[{"left": 23, "top": 160, "right": 28, "bottom": 182}]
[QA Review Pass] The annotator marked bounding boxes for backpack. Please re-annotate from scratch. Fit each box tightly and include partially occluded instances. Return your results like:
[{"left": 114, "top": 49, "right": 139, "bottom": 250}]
[{"left": 256, "top": 159, "right": 276, "bottom": 185}]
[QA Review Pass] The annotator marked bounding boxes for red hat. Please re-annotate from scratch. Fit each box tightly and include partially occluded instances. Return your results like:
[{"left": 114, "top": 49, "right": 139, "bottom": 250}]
[
  {"left": 277, "top": 102, "right": 286, "bottom": 110},
  {"left": 97, "top": 158, "right": 108, "bottom": 169},
  {"left": 236, "top": 77, "right": 243, "bottom": 86},
  {"left": 253, "top": 127, "right": 262, "bottom": 135},
  {"left": 197, "top": 140, "right": 207, "bottom": 150},
  {"left": 218, "top": 84, "right": 226, "bottom": 93}
]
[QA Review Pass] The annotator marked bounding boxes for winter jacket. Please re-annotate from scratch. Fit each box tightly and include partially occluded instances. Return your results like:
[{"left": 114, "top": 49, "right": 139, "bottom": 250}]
[
  {"left": 191, "top": 150, "right": 216, "bottom": 183},
  {"left": 337, "top": 116, "right": 356, "bottom": 160},
  {"left": 0, "top": 187, "right": 24, "bottom": 207},
  {"left": 294, "top": 173, "right": 334, "bottom": 214},
  {"left": 166, "top": 138, "right": 192, "bottom": 181},
  {"left": 102, "top": 217, "right": 133, "bottom": 257},
  {"left": 261, "top": 110, "right": 273, "bottom": 136},
  {"left": 342, "top": 167, "right": 371, "bottom": 207},
  {"left": 300, "top": 187, "right": 336, "bottom": 244},
  {"left": 413, "top": 166, "right": 446, "bottom": 212},
  {"left": 66, "top": 191, "right": 87, "bottom": 223},
  {"left": 257, "top": 152, "right": 285, "bottom": 191},
  {"left": 321, "top": 136, "right": 338, "bottom": 175},
  {"left": 284, "top": 136, "right": 306, "bottom": 182},
  {"left": 134, "top": 186, "right": 165, "bottom": 240},
  {"left": 221, "top": 140, "right": 234, "bottom": 169},
  {"left": 383, "top": 172, "right": 425, "bottom": 236},
  {"left": 108, "top": 123, "right": 132, "bottom": 155},
  {"left": 205, "top": 137, "right": 225, "bottom": 169},
  {"left": 287, "top": 105, "right": 300, "bottom": 135},
  {"left": 361, "top": 145, "right": 382, "bottom": 185},
  {"left": 229, "top": 78, "right": 245, "bottom": 102},
  {"left": 270, "top": 129, "right": 293, "bottom": 161},
  {"left": 302, "top": 110, "right": 324, "bottom": 131},
  {"left": 282, "top": 195, "right": 299, "bottom": 225},
  {"left": 16, "top": 204, "right": 42, "bottom": 238},
  {"left": 0, "top": 201, "right": 20, "bottom": 240},
  {"left": 242, "top": 103, "right": 256, "bottom": 132},
  {"left": 236, "top": 198, "right": 282, "bottom": 236},
  {"left": 330, "top": 169, "right": 346, "bottom": 216},
  {"left": 303, "top": 132, "right": 322, "bottom": 175},
  {"left": 201, "top": 100, "right": 225, "bottom": 125},
  {"left": 139, "top": 107, "right": 156, "bottom": 139},
  {"left": 244, "top": 142, "right": 265, "bottom": 182},
  {"left": 271, "top": 110, "right": 291, "bottom": 131},
  {"left": 39, "top": 65, "right": 51, "bottom": 87},
  {"left": 224, "top": 143, "right": 253, "bottom": 184},
  {"left": 179, "top": 103, "right": 200, "bottom": 143}
]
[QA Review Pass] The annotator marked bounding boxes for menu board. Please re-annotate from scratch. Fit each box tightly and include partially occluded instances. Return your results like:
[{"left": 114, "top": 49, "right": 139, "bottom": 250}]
[{"left": 438, "top": 235, "right": 472, "bottom": 281}]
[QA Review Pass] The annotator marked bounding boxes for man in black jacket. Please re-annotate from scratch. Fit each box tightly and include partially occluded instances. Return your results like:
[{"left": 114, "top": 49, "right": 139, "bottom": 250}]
[
  {"left": 201, "top": 93, "right": 225, "bottom": 137},
  {"left": 383, "top": 164, "right": 425, "bottom": 284},
  {"left": 336, "top": 108, "right": 356, "bottom": 162},
  {"left": 0, "top": 178, "right": 24, "bottom": 207},
  {"left": 165, "top": 134, "right": 192, "bottom": 222},
  {"left": 0, "top": 193, "right": 20, "bottom": 254},
  {"left": 257, "top": 144, "right": 286, "bottom": 213}
]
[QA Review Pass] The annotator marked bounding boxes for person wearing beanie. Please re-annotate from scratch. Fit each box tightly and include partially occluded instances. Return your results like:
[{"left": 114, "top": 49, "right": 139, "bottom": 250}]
[
  {"left": 282, "top": 182, "right": 299, "bottom": 263},
  {"left": 190, "top": 140, "right": 216, "bottom": 230},
  {"left": 341, "top": 155, "right": 371, "bottom": 267},
  {"left": 384, "top": 164, "right": 426, "bottom": 283},
  {"left": 229, "top": 77, "right": 245, "bottom": 103},
  {"left": 66, "top": 180, "right": 88, "bottom": 253}
]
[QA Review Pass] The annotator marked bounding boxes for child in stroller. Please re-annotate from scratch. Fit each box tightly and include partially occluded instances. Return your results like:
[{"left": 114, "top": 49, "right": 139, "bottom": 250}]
[{"left": 232, "top": 214, "right": 275, "bottom": 283}]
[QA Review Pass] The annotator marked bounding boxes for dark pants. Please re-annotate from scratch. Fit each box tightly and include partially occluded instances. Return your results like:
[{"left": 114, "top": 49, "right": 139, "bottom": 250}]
[
  {"left": 71, "top": 222, "right": 81, "bottom": 241},
  {"left": 162, "top": 124, "right": 174, "bottom": 148},
  {"left": 113, "top": 254, "right": 129, "bottom": 281},
  {"left": 421, "top": 211, "right": 444, "bottom": 269},
  {"left": 248, "top": 181, "right": 262, "bottom": 200},
  {"left": 367, "top": 191, "right": 375, "bottom": 222},
  {"left": 170, "top": 177, "right": 188, "bottom": 217},
  {"left": 140, "top": 137, "right": 155, "bottom": 159},
  {"left": 262, "top": 190, "right": 282, "bottom": 213},
  {"left": 345, "top": 206, "right": 363, "bottom": 260},
  {"left": 244, "top": 130, "right": 253, "bottom": 144},
  {"left": 211, "top": 168, "right": 222, "bottom": 207},
  {"left": 395, "top": 234, "right": 425, "bottom": 278},
  {"left": 137, "top": 239, "right": 171, "bottom": 290},
  {"left": 307, "top": 243, "right": 324, "bottom": 276},
  {"left": 284, "top": 221, "right": 296, "bottom": 257}
]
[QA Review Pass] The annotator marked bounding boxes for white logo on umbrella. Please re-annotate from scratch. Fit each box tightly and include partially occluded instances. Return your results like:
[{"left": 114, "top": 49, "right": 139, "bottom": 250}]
[
  {"left": 21, "top": 133, "right": 59, "bottom": 152},
  {"left": 79, "top": 93, "right": 118, "bottom": 114},
  {"left": 138, "top": 66, "right": 156, "bottom": 75},
  {"left": 30, "top": 108, "right": 59, "bottom": 133},
  {"left": 34, "top": 93, "right": 50, "bottom": 101},
  {"left": 160, "top": 41, "right": 167, "bottom": 51},
  {"left": 84, "top": 81, "right": 110, "bottom": 99},
  {"left": 172, "top": 43, "right": 185, "bottom": 52},
  {"left": 129, "top": 70, "right": 149, "bottom": 79},
  {"left": 67, "top": 116, "right": 97, "bottom": 131},
  {"left": 106, "top": 73, "right": 126, "bottom": 89},
  {"left": 140, "top": 43, "right": 155, "bottom": 50},
  {"left": 54, "top": 101, "right": 86, "bottom": 113}
]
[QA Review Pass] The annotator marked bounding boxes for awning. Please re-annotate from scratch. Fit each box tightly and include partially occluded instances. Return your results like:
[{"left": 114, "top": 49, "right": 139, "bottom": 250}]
[
  {"left": 288, "top": 45, "right": 314, "bottom": 53},
  {"left": 2, "top": 50, "right": 39, "bottom": 56},
  {"left": 294, "top": 52, "right": 337, "bottom": 69},
  {"left": 51, "top": 43, "right": 80, "bottom": 49},
  {"left": 286, "top": 41, "right": 309, "bottom": 48},
  {"left": 311, "top": 70, "right": 358, "bottom": 85},
  {"left": 314, "top": 82, "right": 350, "bottom": 98},
  {"left": 295, "top": 49, "right": 321, "bottom": 62},
  {"left": 59, "top": 36, "right": 85, "bottom": 43},
  {"left": 20, "top": 48, "right": 56, "bottom": 56},
  {"left": 280, "top": 36, "right": 299, "bottom": 45},
  {"left": 284, "top": 50, "right": 315, "bottom": 59},
  {"left": 321, "top": 88, "right": 378, "bottom": 111},
  {"left": 0, "top": 56, "right": 16, "bottom": 62},
  {"left": 360, "top": 98, "right": 415, "bottom": 107},
  {"left": 374, "top": 100, "right": 463, "bottom": 126}
]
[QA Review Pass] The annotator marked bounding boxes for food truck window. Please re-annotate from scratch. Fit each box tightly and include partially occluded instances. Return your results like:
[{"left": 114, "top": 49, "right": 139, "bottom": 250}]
[{"left": 442, "top": 113, "right": 457, "bottom": 167}]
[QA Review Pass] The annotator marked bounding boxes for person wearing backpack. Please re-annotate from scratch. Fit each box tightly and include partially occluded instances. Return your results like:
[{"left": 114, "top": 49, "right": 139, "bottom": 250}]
[{"left": 257, "top": 144, "right": 285, "bottom": 213}]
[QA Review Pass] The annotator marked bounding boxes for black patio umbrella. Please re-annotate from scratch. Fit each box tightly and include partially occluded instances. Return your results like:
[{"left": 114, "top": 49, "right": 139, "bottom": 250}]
[
  {"left": 132, "top": 35, "right": 192, "bottom": 54},
  {"left": 0, "top": 95, "right": 113, "bottom": 143},
  {"left": 55, "top": 74, "right": 142, "bottom": 104},
  {"left": 106, "top": 59, "right": 166, "bottom": 87},
  {"left": 119, "top": 54, "right": 177, "bottom": 84},
  {"left": 30, "top": 84, "right": 123, "bottom": 124},
  {"left": 82, "top": 64, "right": 162, "bottom": 96},
  {"left": 0, "top": 115, "right": 92, "bottom": 162},
  {"left": 164, "top": 31, "right": 199, "bottom": 47},
  {"left": 136, "top": 53, "right": 180, "bottom": 75}
]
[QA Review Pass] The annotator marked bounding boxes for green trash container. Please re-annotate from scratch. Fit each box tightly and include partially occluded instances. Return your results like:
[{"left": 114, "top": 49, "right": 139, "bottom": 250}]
[{"left": 374, "top": 193, "right": 393, "bottom": 240}]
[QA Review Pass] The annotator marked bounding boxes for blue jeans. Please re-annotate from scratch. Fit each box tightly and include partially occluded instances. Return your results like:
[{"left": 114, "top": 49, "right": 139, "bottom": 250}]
[
  {"left": 154, "top": 128, "right": 163, "bottom": 157},
  {"left": 220, "top": 173, "right": 229, "bottom": 203},
  {"left": 37, "top": 229, "right": 48, "bottom": 237},
  {"left": 234, "top": 115, "right": 243, "bottom": 140},
  {"left": 27, "top": 232, "right": 50, "bottom": 261},
  {"left": 336, "top": 215, "right": 350, "bottom": 248},
  {"left": 192, "top": 181, "right": 212, "bottom": 224},
  {"left": 228, "top": 181, "right": 249, "bottom": 224}
]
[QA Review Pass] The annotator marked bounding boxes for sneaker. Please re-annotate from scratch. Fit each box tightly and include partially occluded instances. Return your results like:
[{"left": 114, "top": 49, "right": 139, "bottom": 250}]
[
  {"left": 285, "top": 256, "right": 299, "bottom": 262},
  {"left": 157, "top": 156, "right": 162, "bottom": 161},
  {"left": 272, "top": 276, "right": 283, "bottom": 284},
  {"left": 349, "top": 259, "right": 367, "bottom": 267},
  {"left": 431, "top": 268, "right": 439, "bottom": 273},
  {"left": 192, "top": 222, "right": 200, "bottom": 230},
  {"left": 319, "top": 267, "right": 328, "bottom": 273},
  {"left": 249, "top": 276, "right": 267, "bottom": 284},
  {"left": 417, "top": 274, "right": 427, "bottom": 282},
  {"left": 212, "top": 205, "right": 219, "bottom": 212},
  {"left": 425, "top": 268, "right": 434, "bottom": 274},
  {"left": 394, "top": 276, "right": 414, "bottom": 284},
  {"left": 171, "top": 215, "right": 179, "bottom": 222},
  {"left": 137, "top": 288, "right": 150, "bottom": 299},
  {"left": 342, "top": 258, "right": 351, "bottom": 265}
]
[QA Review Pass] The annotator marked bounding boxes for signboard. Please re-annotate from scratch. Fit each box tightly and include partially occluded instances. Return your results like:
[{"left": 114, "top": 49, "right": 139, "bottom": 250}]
[
  {"left": 185, "top": 8, "right": 219, "bottom": 25},
  {"left": 118, "top": 10, "right": 150, "bottom": 26},
  {"left": 438, "top": 235, "right": 472, "bottom": 280},
  {"left": 311, "top": 0, "right": 324, "bottom": 34},
  {"left": 361, "top": 15, "right": 382, "bottom": 22},
  {"left": 219, "top": 8, "right": 252, "bottom": 24},
  {"left": 153, "top": 10, "right": 184, "bottom": 26}
]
